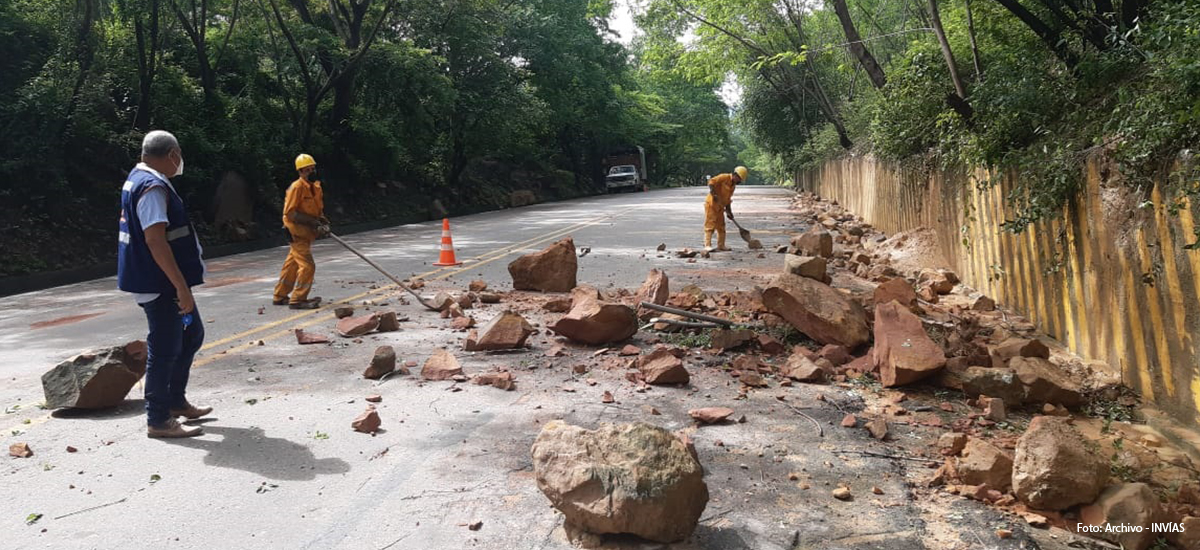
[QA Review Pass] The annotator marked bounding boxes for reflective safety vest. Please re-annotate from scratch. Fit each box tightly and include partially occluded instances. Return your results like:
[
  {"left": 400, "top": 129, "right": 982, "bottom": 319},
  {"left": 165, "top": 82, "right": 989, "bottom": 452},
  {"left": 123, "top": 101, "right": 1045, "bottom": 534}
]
[{"left": 117, "top": 168, "right": 205, "bottom": 293}]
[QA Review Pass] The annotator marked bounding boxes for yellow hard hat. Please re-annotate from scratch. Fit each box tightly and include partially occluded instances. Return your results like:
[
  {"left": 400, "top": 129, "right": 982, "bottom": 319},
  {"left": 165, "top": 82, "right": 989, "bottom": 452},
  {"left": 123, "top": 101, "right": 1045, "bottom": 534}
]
[
  {"left": 734, "top": 166, "right": 748, "bottom": 181},
  {"left": 295, "top": 154, "right": 316, "bottom": 171}
]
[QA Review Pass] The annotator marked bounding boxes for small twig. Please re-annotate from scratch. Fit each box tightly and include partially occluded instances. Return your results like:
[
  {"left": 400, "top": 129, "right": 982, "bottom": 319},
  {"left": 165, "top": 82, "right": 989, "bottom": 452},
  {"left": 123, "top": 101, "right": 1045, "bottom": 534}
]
[
  {"left": 54, "top": 497, "right": 128, "bottom": 520},
  {"left": 785, "top": 403, "right": 823, "bottom": 437},
  {"left": 378, "top": 532, "right": 412, "bottom": 550},
  {"left": 832, "top": 449, "right": 938, "bottom": 464}
]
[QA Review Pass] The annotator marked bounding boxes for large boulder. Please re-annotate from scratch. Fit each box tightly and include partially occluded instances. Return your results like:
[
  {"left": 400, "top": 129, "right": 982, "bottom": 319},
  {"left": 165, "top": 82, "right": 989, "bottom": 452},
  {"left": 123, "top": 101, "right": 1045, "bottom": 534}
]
[
  {"left": 464, "top": 311, "right": 534, "bottom": 351},
  {"left": 873, "top": 278, "right": 917, "bottom": 309},
  {"left": 42, "top": 341, "right": 147, "bottom": 409},
  {"left": 1010, "top": 357, "right": 1084, "bottom": 408},
  {"left": 1013, "top": 417, "right": 1108, "bottom": 510},
  {"left": 783, "top": 255, "right": 830, "bottom": 284},
  {"left": 956, "top": 438, "right": 1014, "bottom": 491},
  {"left": 531, "top": 421, "right": 708, "bottom": 543},
  {"left": 551, "top": 286, "right": 638, "bottom": 345},
  {"left": 989, "top": 338, "right": 1050, "bottom": 368},
  {"left": 508, "top": 237, "right": 578, "bottom": 292},
  {"left": 791, "top": 230, "right": 833, "bottom": 258},
  {"left": 1080, "top": 483, "right": 1163, "bottom": 550},
  {"left": 873, "top": 302, "right": 945, "bottom": 387},
  {"left": 761, "top": 273, "right": 870, "bottom": 349},
  {"left": 636, "top": 269, "right": 670, "bottom": 307}
]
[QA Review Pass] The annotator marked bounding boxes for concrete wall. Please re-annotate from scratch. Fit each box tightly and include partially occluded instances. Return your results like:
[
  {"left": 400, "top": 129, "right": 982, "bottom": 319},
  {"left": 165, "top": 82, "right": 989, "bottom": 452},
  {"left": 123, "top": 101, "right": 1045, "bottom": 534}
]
[{"left": 797, "top": 155, "right": 1200, "bottom": 427}]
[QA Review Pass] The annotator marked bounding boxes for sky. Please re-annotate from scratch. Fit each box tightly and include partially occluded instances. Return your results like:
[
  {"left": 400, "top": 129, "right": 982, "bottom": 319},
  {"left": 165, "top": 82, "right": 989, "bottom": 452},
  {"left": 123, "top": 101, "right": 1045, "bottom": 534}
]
[{"left": 607, "top": 0, "right": 743, "bottom": 107}]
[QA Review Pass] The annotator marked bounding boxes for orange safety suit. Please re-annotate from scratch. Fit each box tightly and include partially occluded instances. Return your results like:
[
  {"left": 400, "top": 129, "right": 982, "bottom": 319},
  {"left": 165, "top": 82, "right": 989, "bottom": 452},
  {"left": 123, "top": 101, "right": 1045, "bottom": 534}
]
[
  {"left": 704, "top": 173, "right": 737, "bottom": 249},
  {"left": 274, "top": 178, "right": 324, "bottom": 304}
]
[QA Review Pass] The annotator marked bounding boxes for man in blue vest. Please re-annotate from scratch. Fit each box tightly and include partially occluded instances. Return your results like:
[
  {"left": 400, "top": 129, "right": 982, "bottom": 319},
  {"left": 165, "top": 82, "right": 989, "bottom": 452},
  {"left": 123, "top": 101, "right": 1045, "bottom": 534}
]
[{"left": 117, "top": 130, "right": 212, "bottom": 438}]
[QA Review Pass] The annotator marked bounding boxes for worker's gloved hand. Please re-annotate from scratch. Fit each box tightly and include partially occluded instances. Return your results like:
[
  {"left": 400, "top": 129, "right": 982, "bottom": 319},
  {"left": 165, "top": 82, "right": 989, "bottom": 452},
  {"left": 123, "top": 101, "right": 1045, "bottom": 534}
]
[
  {"left": 726, "top": 209, "right": 735, "bottom": 220},
  {"left": 317, "top": 223, "right": 331, "bottom": 237}
]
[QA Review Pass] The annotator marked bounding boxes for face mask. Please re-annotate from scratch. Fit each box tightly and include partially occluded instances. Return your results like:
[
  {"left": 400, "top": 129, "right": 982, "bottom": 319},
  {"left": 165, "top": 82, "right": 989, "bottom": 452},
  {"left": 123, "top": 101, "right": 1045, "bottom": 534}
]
[
  {"left": 174, "top": 154, "right": 184, "bottom": 177},
  {"left": 306, "top": 170, "right": 318, "bottom": 181}
]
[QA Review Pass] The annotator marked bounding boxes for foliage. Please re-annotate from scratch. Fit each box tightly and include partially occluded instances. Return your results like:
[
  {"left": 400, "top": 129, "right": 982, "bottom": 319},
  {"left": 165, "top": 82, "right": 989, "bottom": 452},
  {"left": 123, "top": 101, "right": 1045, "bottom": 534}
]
[{"left": 0, "top": 0, "right": 737, "bottom": 277}]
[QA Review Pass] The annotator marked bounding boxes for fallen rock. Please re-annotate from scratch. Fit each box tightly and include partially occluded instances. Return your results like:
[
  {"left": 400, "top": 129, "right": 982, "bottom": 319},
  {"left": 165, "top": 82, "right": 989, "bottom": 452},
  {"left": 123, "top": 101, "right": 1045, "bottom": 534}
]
[
  {"left": 41, "top": 341, "right": 148, "bottom": 410},
  {"left": 363, "top": 346, "right": 396, "bottom": 379},
  {"left": 939, "top": 433, "right": 968, "bottom": 456},
  {"left": 638, "top": 348, "right": 689, "bottom": 385},
  {"left": 431, "top": 292, "right": 455, "bottom": 312},
  {"left": 1168, "top": 516, "right": 1200, "bottom": 549},
  {"left": 832, "top": 487, "right": 853, "bottom": 501},
  {"left": 866, "top": 418, "right": 888, "bottom": 440},
  {"left": 981, "top": 397, "right": 1007, "bottom": 422},
  {"left": 781, "top": 352, "right": 826, "bottom": 383},
  {"left": 551, "top": 287, "right": 639, "bottom": 345},
  {"left": 543, "top": 298, "right": 572, "bottom": 313},
  {"left": 918, "top": 269, "right": 956, "bottom": 294},
  {"left": 1010, "top": 357, "right": 1083, "bottom": 408},
  {"left": 1013, "top": 416, "right": 1108, "bottom": 510},
  {"left": 762, "top": 273, "right": 870, "bottom": 348},
  {"left": 961, "top": 367, "right": 1026, "bottom": 404},
  {"left": 818, "top": 344, "right": 852, "bottom": 367},
  {"left": 469, "top": 280, "right": 488, "bottom": 292},
  {"left": 873, "top": 302, "right": 945, "bottom": 387},
  {"left": 792, "top": 230, "right": 833, "bottom": 258},
  {"left": 689, "top": 407, "right": 734, "bottom": 424},
  {"left": 351, "top": 405, "right": 381, "bottom": 433},
  {"left": 840, "top": 414, "right": 857, "bottom": 428},
  {"left": 1079, "top": 483, "right": 1162, "bottom": 550},
  {"left": 957, "top": 438, "right": 1014, "bottom": 491},
  {"left": 756, "top": 335, "right": 786, "bottom": 355},
  {"left": 619, "top": 345, "right": 641, "bottom": 356},
  {"left": 710, "top": 328, "right": 755, "bottom": 351},
  {"left": 464, "top": 311, "right": 535, "bottom": 351},
  {"left": 473, "top": 370, "right": 516, "bottom": 391},
  {"left": 337, "top": 314, "right": 380, "bottom": 338},
  {"left": 295, "top": 329, "right": 330, "bottom": 345},
  {"left": 873, "top": 278, "right": 918, "bottom": 309},
  {"left": 365, "top": 394, "right": 382, "bottom": 403},
  {"left": 531, "top": 421, "right": 708, "bottom": 543},
  {"left": 334, "top": 306, "right": 355, "bottom": 319},
  {"left": 784, "top": 254, "right": 830, "bottom": 284},
  {"left": 990, "top": 338, "right": 1051, "bottom": 367},
  {"left": 421, "top": 349, "right": 464, "bottom": 381},
  {"left": 9, "top": 442, "right": 32, "bottom": 458},
  {"left": 509, "top": 237, "right": 578, "bottom": 292},
  {"left": 739, "top": 372, "right": 768, "bottom": 387},
  {"left": 451, "top": 316, "right": 476, "bottom": 331},
  {"left": 636, "top": 269, "right": 670, "bottom": 311},
  {"left": 479, "top": 292, "right": 502, "bottom": 304},
  {"left": 376, "top": 311, "right": 401, "bottom": 332},
  {"left": 971, "top": 296, "right": 996, "bottom": 312}
]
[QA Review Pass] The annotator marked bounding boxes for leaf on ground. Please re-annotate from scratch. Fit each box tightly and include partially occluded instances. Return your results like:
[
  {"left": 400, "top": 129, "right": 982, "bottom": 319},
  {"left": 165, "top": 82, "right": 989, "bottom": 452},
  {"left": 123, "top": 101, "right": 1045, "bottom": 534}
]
[
  {"left": 150, "top": 474, "right": 161, "bottom": 483},
  {"left": 26, "top": 513, "right": 42, "bottom": 525}
]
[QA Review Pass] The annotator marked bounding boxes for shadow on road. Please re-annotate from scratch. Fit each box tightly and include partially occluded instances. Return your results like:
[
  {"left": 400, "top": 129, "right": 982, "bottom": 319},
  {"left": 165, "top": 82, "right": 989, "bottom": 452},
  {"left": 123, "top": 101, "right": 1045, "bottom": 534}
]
[{"left": 164, "top": 424, "right": 350, "bottom": 481}]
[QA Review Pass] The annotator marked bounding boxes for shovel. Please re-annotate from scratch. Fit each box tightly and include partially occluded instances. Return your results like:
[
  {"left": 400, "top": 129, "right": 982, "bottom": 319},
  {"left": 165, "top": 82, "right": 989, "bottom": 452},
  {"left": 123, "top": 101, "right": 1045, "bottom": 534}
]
[
  {"left": 328, "top": 232, "right": 443, "bottom": 311},
  {"left": 729, "top": 217, "right": 762, "bottom": 249}
]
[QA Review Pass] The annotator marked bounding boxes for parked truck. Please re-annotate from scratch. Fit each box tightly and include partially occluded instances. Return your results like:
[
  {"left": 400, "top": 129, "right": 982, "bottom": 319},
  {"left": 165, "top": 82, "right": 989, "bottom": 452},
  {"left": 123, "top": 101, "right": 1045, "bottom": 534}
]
[{"left": 603, "top": 146, "right": 647, "bottom": 193}]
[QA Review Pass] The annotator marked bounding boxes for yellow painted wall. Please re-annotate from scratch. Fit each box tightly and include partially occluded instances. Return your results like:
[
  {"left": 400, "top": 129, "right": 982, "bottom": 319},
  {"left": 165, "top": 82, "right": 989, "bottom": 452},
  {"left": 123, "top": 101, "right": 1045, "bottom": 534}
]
[{"left": 797, "top": 156, "right": 1200, "bottom": 427}]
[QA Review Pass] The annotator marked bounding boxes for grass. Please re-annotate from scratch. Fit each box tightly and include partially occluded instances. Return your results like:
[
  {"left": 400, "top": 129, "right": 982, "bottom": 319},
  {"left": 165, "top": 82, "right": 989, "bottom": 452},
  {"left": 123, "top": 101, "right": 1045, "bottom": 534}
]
[
  {"left": 1085, "top": 397, "right": 1137, "bottom": 433},
  {"left": 660, "top": 330, "right": 713, "bottom": 349}
]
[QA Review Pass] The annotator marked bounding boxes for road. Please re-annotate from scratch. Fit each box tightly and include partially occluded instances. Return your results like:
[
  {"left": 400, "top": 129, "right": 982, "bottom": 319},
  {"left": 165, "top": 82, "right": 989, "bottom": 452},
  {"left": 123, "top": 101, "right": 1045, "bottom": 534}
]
[{"left": 1, "top": 187, "right": 1028, "bottom": 550}]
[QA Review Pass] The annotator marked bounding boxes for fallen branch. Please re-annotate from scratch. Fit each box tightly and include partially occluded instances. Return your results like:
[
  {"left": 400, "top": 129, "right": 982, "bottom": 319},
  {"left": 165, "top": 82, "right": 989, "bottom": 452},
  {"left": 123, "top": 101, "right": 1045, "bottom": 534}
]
[
  {"left": 638, "top": 302, "right": 734, "bottom": 326},
  {"left": 54, "top": 497, "right": 128, "bottom": 520},
  {"left": 785, "top": 403, "right": 823, "bottom": 437},
  {"left": 832, "top": 449, "right": 938, "bottom": 464}
]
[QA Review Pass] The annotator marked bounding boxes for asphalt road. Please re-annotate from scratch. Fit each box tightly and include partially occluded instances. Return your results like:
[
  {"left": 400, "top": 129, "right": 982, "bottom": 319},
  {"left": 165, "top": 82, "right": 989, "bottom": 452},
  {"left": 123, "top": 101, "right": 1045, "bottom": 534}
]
[{"left": 1, "top": 186, "right": 1029, "bottom": 550}]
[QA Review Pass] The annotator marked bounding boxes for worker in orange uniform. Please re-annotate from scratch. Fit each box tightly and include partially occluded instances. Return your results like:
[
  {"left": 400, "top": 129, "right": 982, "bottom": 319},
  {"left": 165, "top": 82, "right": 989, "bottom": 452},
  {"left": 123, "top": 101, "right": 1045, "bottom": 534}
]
[
  {"left": 704, "top": 166, "right": 747, "bottom": 251},
  {"left": 273, "top": 154, "right": 330, "bottom": 309}
]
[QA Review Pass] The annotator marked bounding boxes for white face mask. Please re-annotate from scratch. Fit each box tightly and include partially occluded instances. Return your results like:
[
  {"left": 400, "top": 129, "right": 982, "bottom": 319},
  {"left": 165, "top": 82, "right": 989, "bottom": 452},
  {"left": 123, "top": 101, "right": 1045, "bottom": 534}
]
[{"left": 174, "top": 155, "right": 184, "bottom": 177}]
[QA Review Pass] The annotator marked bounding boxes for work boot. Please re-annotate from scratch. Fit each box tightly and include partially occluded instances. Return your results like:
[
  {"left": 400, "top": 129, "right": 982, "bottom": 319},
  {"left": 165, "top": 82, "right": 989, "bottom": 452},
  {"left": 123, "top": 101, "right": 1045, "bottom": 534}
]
[
  {"left": 703, "top": 230, "right": 713, "bottom": 250},
  {"left": 289, "top": 297, "right": 321, "bottom": 310},
  {"left": 147, "top": 418, "right": 203, "bottom": 439},
  {"left": 272, "top": 297, "right": 288, "bottom": 306},
  {"left": 170, "top": 402, "right": 213, "bottom": 420},
  {"left": 717, "top": 234, "right": 731, "bottom": 251}
]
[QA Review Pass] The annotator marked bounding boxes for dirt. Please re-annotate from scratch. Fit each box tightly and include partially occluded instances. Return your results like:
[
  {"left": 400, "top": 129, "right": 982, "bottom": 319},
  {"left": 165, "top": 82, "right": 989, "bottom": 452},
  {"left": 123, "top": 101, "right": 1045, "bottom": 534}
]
[
  {"left": 870, "top": 227, "right": 952, "bottom": 275},
  {"left": 29, "top": 312, "right": 105, "bottom": 329}
]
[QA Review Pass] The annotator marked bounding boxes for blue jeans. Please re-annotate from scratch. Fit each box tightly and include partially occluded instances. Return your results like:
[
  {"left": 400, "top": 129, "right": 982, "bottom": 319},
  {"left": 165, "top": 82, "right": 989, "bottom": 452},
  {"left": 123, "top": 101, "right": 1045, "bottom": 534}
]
[{"left": 139, "top": 289, "right": 205, "bottom": 427}]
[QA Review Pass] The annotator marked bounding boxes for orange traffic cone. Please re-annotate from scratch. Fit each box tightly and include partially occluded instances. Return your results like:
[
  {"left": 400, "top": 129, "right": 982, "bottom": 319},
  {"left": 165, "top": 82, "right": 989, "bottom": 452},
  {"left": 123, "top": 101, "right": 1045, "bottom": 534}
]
[{"left": 433, "top": 218, "right": 463, "bottom": 266}]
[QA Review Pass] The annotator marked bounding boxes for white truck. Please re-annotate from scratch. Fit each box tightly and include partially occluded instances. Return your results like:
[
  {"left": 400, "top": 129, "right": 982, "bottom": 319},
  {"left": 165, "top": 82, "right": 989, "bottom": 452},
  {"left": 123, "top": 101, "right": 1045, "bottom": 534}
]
[{"left": 603, "top": 146, "right": 647, "bottom": 193}]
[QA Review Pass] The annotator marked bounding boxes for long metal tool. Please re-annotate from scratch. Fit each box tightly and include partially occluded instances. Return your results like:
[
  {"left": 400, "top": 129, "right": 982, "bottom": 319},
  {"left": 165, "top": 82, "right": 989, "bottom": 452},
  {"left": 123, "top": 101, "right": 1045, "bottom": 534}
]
[
  {"left": 328, "top": 232, "right": 442, "bottom": 311},
  {"left": 638, "top": 302, "right": 734, "bottom": 326},
  {"left": 730, "top": 217, "right": 754, "bottom": 243}
]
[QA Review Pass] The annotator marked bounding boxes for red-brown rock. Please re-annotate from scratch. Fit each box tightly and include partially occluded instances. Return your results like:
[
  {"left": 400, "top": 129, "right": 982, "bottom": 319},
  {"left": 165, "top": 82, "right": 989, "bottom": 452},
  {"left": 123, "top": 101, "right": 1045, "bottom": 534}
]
[
  {"left": 473, "top": 370, "right": 516, "bottom": 391},
  {"left": 636, "top": 269, "right": 670, "bottom": 311},
  {"left": 352, "top": 405, "right": 381, "bottom": 433},
  {"left": 939, "top": 433, "right": 968, "bottom": 456},
  {"left": 818, "top": 344, "right": 852, "bottom": 367},
  {"left": 295, "top": 329, "right": 330, "bottom": 345},
  {"left": 957, "top": 438, "right": 1014, "bottom": 491},
  {"left": 9, "top": 442, "right": 32, "bottom": 458},
  {"left": 989, "top": 338, "right": 1050, "bottom": 367},
  {"left": 1080, "top": 483, "right": 1163, "bottom": 550},
  {"left": 509, "top": 237, "right": 578, "bottom": 292},
  {"left": 363, "top": 346, "right": 396, "bottom": 379},
  {"left": 761, "top": 273, "right": 870, "bottom": 348},
  {"left": 469, "top": 280, "right": 489, "bottom": 292},
  {"left": 543, "top": 298, "right": 572, "bottom": 313},
  {"left": 1013, "top": 416, "right": 1108, "bottom": 510},
  {"left": 619, "top": 345, "right": 641, "bottom": 356},
  {"left": 791, "top": 230, "right": 833, "bottom": 258},
  {"left": 781, "top": 352, "right": 826, "bottom": 382},
  {"left": 873, "top": 278, "right": 918, "bottom": 309},
  {"left": 451, "top": 316, "right": 476, "bottom": 331},
  {"left": 376, "top": 311, "right": 401, "bottom": 332},
  {"left": 1010, "top": 356, "right": 1084, "bottom": 408},
  {"left": 873, "top": 302, "right": 945, "bottom": 387},
  {"left": 756, "top": 335, "right": 786, "bottom": 355},
  {"left": 551, "top": 287, "right": 639, "bottom": 345},
  {"left": 334, "top": 306, "right": 355, "bottom": 319},
  {"left": 465, "top": 311, "right": 534, "bottom": 351},
  {"left": 689, "top": 407, "right": 734, "bottom": 424},
  {"left": 784, "top": 255, "right": 830, "bottom": 284},
  {"left": 710, "top": 328, "right": 755, "bottom": 351},
  {"left": 421, "top": 349, "right": 464, "bottom": 381},
  {"left": 337, "top": 314, "right": 380, "bottom": 337},
  {"left": 638, "top": 348, "right": 689, "bottom": 385}
]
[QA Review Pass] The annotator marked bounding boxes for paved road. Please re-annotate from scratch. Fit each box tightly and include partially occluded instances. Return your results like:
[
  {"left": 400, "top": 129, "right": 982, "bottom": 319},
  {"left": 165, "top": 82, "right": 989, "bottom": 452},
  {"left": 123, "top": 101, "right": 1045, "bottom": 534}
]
[{"left": 1, "top": 187, "right": 1027, "bottom": 550}]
